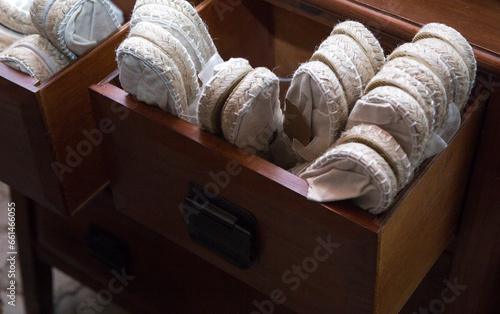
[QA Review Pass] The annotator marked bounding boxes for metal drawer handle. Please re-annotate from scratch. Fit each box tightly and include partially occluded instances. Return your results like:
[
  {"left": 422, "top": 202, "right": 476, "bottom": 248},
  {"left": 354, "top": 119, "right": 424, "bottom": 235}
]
[{"left": 182, "top": 183, "right": 259, "bottom": 270}]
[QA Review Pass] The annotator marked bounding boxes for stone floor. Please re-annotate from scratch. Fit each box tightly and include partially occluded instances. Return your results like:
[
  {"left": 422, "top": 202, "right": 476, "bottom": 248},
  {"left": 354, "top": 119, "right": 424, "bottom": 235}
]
[{"left": 0, "top": 182, "right": 128, "bottom": 314}]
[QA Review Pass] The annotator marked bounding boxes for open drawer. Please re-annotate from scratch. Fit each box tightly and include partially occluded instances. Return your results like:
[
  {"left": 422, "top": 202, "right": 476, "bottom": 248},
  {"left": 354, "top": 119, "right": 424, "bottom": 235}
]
[
  {"left": 0, "top": 0, "right": 139, "bottom": 216},
  {"left": 90, "top": 0, "right": 489, "bottom": 313}
]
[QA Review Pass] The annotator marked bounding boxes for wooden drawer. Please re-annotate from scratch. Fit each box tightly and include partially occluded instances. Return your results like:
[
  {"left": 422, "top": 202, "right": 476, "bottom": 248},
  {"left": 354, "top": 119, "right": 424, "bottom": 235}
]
[
  {"left": 34, "top": 188, "right": 293, "bottom": 313},
  {"left": 90, "top": 0, "right": 489, "bottom": 313},
  {"left": 0, "top": 0, "right": 137, "bottom": 216}
]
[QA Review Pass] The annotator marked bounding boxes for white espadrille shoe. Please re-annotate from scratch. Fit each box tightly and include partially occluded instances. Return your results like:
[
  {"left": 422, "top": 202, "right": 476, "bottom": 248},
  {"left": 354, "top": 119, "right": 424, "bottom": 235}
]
[
  {"left": 116, "top": 30, "right": 197, "bottom": 123},
  {"left": 286, "top": 60, "right": 349, "bottom": 161},
  {"left": 132, "top": 0, "right": 217, "bottom": 61},
  {"left": 347, "top": 86, "right": 430, "bottom": 167},
  {"left": 319, "top": 34, "right": 376, "bottom": 92},
  {"left": 331, "top": 20, "right": 385, "bottom": 73},
  {"left": 299, "top": 141, "right": 398, "bottom": 214},
  {"left": 219, "top": 67, "right": 283, "bottom": 153},
  {"left": 365, "top": 66, "right": 436, "bottom": 133},
  {"left": 0, "top": 34, "right": 70, "bottom": 81},
  {"left": 197, "top": 58, "right": 253, "bottom": 134},
  {"left": 413, "top": 38, "right": 471, "bottom": 111},
  {"left": 30, "top": 0, "right": 124, "bottom": 59},
  {"left": 310, "top": 42, "right": 363, "bottom": 111},
  {"left": 381, "top": 56, "right": 449, "bottom": 133},
  {"left": 130, "top": 3, "right": 211, "bottom": 73}
]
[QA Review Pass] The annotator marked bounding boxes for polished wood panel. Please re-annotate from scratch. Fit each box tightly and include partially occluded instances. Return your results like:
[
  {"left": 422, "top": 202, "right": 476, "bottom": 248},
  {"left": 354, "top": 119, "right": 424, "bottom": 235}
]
[
  {"left": 0, "top": 68, "right": 65, "bottom": 210},
  {"left": 447, "top": 83, "right": 500, "bottom": 313}
]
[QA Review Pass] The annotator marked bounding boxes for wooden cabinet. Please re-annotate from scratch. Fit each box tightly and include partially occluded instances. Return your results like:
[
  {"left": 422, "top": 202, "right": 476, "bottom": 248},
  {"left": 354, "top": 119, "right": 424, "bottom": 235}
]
[
  {"left": 0, "top": 1, "right": 134, "bottom": 216},
  {"left": 89, "top": 0, "right": 491, "bottom": 313},
  {"left": 5, "top": 0, "right": 500, "bottom": 313}
]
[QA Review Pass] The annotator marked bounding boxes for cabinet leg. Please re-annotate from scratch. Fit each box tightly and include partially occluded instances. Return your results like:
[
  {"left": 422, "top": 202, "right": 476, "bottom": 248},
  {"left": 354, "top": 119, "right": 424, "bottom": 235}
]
[{"left": 11, "top": 189, "right": 53, "bottom": 314}]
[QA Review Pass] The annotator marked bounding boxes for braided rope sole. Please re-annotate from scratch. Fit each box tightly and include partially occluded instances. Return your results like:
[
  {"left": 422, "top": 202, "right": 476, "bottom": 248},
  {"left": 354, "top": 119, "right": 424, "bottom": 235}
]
[
  {"left": 414, "top": 23, "right": 476, "bottom": 88},
  {"left": 350, "top": 85, "right": 430, "bottom": 166},
  {"left": 131, "top": 5, "right": 208, "bottom": 72},
  {"left": 414, "top": 38, "right": 470, "bottom": 111},
  {"left": 337, "top": 124, "right": 411, "bottom": 190},
  {"left": 221, "top": 67, "right": 281, "bottom": 151},
  {"left": 332, "top": 20, "right": 385, "bottom": 73},
  {"left": 198, "top": 58, "right": 253, "bottom": 134},
  {"left": 383, "top": 56, "right": 448, "bottom": 132},
  {"left": 30, "top": 0, "right": 56, "bottom": 37},
  {"left": 320, "top": 34, "right": 375, "bottom": 93},
  {"left": 133, "top": 0, "right": 217, "bottom": 58},
  {"left": 0, "top": 0, "right": 37, "bottom": 34},
  {"left": 388, "top": 42, "right": 454, "bottom": 108},
  {"left": 366, "top": 66, "right": 435, "bottom": 132},
  {"left": 311, "top": 42, "right": 363, "bottom": 111},
  {"left": 0, "top": 34, "right": 70, "bottom": 81}
]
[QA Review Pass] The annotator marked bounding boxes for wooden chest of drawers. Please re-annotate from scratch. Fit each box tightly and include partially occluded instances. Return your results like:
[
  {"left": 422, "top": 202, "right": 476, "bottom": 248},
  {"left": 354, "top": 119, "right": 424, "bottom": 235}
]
[
  {"left": 89, "top": 0, "right": 493, "bottom": 312},
  {"left": 0, "top": 0, "right": 135, "bottom": 216}
]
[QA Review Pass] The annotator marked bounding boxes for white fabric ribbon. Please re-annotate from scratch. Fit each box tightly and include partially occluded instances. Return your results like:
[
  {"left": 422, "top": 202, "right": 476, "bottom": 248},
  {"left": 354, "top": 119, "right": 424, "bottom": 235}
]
[{"left": 198, "top": 52, "right": 224, "bottom": 86}]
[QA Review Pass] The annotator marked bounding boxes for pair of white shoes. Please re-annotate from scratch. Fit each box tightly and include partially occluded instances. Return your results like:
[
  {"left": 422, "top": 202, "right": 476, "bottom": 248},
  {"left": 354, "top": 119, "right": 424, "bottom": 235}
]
[
  {"left": 0, "top": 0, "right": 124, "bottom": 81},
  {"left": 117, "top": 0, "right": 283, "bottom": 154},
  {"left": 117, "top": 0, "right": 218, "bottom": 124},
  {"left": 296, "top": 23, "right": 476, "bottom": 214}
]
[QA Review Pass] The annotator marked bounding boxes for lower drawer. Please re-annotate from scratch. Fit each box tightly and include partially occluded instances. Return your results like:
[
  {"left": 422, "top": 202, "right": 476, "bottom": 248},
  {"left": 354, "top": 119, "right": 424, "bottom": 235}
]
[{"left": 35, "top": 189, "right": 292, "bottom": 313}]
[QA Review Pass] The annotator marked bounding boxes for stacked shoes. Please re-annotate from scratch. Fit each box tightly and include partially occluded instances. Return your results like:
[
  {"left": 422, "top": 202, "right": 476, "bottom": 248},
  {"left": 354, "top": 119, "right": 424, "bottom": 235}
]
[
  {"left": 0, "top": 0, "right": 124, "bottom": 81},
  {"left": 286, "top": 21, "right": 384, "bottom": 162},
  {"left": 117, "top": 0, "right": 220, "bottom": 124},
  {"left": 197, "top": 58, "right": 283, "bottom": 153},
  {"left": 0, "top": 0, "right": 38, "bottom": 51},
  {"left": 117, "top": 0, "right": 284, "bottom": 155},
  {"left": 296, "top": 23, "right": 476, "bottom": 214}
]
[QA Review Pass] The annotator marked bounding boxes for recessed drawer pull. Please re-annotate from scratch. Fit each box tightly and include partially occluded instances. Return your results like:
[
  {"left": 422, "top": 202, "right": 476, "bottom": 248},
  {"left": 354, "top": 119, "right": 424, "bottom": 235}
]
[{"left": 182, "top": 183, "right": 258, "bottom": 270}]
